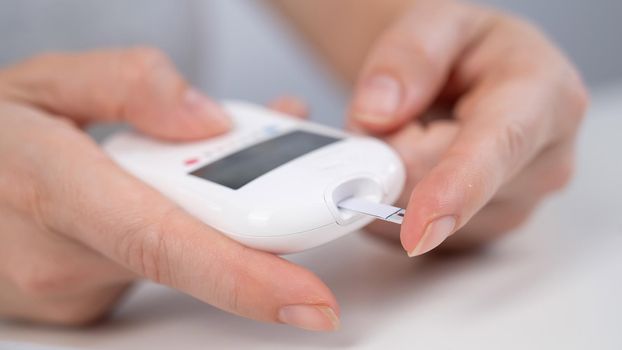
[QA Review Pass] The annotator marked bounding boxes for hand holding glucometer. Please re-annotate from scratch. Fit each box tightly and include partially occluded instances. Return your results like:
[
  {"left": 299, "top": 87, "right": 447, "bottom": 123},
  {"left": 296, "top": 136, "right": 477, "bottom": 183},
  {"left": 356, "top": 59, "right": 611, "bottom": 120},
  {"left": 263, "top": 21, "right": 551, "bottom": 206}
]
[
  {"left": 0, "top": 50, "right": 342, "bottom": 331},
  {"left": 104, "top": 102, "right": 407, "bottom": 253}
]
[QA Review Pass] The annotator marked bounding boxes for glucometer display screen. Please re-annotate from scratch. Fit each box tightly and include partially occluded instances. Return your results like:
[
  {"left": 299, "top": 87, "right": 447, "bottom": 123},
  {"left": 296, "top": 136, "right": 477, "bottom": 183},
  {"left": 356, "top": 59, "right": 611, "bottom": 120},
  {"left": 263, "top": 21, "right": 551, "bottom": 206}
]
[{"left": 190, "top": 130, "right": 341, "bottom": 190}]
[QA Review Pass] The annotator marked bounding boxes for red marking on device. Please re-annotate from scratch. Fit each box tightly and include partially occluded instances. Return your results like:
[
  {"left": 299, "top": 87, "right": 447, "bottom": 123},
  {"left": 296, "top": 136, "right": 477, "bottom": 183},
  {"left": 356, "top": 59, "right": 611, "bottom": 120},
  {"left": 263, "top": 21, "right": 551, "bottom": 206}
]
[{"left": 184, "top": 158, "right": 199, "bottom": 166}]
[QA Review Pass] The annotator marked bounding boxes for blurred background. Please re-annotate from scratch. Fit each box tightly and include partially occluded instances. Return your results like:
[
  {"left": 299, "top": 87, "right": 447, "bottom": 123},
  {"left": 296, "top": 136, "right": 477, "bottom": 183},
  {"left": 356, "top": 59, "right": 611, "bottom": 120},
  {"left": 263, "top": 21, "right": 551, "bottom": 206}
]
[
  {"left": 205, "top": 0, "right": 622, "bottom": 125},
  {"left": 0, "top": 0, "right": 620, "bottom": 127}
]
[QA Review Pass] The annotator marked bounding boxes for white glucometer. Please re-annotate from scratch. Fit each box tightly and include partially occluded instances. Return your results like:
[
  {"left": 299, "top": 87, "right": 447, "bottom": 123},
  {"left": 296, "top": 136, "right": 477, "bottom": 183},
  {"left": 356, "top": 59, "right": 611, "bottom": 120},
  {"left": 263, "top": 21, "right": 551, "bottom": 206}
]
[{"left": 104, "top": 101, "right": 406, "bottom": 254}]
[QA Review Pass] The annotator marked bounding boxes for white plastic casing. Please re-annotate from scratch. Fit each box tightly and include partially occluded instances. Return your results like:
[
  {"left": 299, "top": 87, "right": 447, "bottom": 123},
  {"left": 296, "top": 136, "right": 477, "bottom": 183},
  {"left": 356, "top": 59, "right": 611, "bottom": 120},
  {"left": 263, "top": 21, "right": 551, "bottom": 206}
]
[{"left": 103, "top": 101, "right": 405, "bottom": 254}]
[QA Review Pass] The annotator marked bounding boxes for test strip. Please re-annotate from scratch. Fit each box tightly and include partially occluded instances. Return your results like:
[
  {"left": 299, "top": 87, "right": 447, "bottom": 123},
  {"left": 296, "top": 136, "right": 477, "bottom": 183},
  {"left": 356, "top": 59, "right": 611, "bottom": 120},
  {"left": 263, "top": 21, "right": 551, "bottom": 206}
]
[{"left": 337, "top": 197, "right": 405, "bottom": 225}]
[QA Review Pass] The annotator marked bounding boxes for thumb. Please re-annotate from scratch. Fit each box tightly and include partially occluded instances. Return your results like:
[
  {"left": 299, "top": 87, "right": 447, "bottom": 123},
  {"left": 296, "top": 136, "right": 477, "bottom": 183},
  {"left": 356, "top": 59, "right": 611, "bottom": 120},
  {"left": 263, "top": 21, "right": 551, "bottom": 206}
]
[
  {"left": 348, "top": 2, "right": 488, "bottom": 133},
  {"left": 0, "top": 47, "right": 230, "bottom": 141}
]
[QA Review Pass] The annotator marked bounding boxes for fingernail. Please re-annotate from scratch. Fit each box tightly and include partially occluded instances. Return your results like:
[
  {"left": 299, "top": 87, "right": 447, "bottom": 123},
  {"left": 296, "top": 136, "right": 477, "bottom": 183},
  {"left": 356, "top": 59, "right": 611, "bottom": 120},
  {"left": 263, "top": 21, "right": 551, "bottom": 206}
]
[
  {"left": 353, "top": 74, "right": 402, "bottom": 123},
  {"left": 408, "top": 216, "right": 456, "bottom": 257},
  {"left": 183, "top": 88, "right": 231, "bottom": 127},
  {"left": 278, "top": 305, "right": 340, "bottom": 332}
]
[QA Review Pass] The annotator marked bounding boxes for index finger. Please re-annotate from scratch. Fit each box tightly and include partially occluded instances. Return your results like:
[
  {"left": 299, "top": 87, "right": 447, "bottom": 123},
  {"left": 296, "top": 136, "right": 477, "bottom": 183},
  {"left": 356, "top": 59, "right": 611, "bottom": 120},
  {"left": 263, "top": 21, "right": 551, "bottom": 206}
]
[{"left": 401, "top": 19, "right": 588, "bottom": 255}]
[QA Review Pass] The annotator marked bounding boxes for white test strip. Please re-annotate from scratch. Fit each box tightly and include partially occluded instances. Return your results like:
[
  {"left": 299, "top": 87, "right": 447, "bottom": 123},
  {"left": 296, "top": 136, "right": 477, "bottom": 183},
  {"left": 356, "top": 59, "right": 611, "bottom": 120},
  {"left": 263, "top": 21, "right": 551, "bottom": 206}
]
[{"left": 337, "top": 197, "right": 405, "bottom": 224}]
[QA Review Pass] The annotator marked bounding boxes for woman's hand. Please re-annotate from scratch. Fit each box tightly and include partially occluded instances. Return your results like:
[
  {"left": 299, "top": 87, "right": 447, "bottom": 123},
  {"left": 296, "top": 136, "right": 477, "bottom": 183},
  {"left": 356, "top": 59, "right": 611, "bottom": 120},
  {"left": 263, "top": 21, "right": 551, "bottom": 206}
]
[
  {"left": 0, "top": 48, "right": 339, "bottom": 331},
  {"left": 348, "top": 0, "right": 588, "bottom": 255}
]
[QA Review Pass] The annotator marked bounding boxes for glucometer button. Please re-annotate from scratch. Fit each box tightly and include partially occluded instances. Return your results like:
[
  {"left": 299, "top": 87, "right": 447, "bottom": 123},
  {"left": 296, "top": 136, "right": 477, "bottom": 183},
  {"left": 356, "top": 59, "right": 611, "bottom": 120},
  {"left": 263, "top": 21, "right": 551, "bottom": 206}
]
[
  {"left": 263, "top": 125, "right": 280, "bottom": 136},
  {"left": 184, "top": 158, "right": 199, "bottom": 166}
]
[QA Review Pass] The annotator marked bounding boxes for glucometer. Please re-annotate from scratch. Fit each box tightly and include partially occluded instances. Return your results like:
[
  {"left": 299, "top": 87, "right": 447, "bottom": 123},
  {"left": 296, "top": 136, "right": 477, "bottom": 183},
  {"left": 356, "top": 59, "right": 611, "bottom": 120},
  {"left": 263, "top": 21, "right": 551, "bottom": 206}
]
[{"left": 103, "top": 101, "right": 406, "bottom": 254}]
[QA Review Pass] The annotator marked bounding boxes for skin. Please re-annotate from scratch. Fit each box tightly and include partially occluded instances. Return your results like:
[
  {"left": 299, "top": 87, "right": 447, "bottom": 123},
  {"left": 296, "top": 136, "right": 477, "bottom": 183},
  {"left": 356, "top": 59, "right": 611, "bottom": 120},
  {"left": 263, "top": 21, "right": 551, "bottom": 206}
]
[
  {"left": 0, "top": 49, "right": 338, "bottom": 331},
  {"left": 273, "top": 0, "right": 588, "bottom": 254},
  {"left": 0, "top": 0, "right": 587, "bottom": 331}
]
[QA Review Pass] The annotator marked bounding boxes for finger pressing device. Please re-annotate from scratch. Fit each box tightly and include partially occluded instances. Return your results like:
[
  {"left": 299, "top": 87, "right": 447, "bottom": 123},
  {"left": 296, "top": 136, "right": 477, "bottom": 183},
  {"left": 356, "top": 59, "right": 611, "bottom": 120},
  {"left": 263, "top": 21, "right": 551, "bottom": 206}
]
[{"left": 103, "top": 101, "right": 406, "bottom": 254}]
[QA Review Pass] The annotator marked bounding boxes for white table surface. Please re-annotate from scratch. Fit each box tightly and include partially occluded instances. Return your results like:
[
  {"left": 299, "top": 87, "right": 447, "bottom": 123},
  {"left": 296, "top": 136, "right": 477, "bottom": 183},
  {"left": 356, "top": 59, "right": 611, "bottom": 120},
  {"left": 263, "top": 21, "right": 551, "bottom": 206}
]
[{"left": 2, "top": 83, "right": 621, "bottom": 350}]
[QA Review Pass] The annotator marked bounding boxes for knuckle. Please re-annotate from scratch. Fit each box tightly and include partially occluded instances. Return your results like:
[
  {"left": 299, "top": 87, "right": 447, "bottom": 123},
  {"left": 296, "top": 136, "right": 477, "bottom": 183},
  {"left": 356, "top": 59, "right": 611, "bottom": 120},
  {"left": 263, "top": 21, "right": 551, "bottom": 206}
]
[
  {"left": 224, "top": 269, "right": 244, "bottom": 314},
  {"left": 6, "top": 117, "right": 103, "bottom": 237},
  {"left": 205, "top": 247, "right": 249, "bottom": 314},
  {"left": 370, "top": 15, "right": 442, "bottom": 81},
  {"left": 489, "top": 13, "right": 589, "bottom": 118},
  {"left": 391, "top": 36, "right": 441, "bottom": 80},
  {"left": 115, "top": 208, "right": 176, "bottom": 286},
  {"left": 499, "top": 121, "right": 529, "bottom": 166},
  {"left": 117, "top": 46, "right": 171, "bottom": 93}
]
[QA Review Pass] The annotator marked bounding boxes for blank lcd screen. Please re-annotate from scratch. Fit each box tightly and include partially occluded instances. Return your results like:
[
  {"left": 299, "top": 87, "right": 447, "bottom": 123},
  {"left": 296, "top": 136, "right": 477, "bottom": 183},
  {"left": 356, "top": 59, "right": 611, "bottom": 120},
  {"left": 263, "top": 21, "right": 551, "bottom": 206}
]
[{"left": 190, "top": 130, "right": 340, "bottom": 190}]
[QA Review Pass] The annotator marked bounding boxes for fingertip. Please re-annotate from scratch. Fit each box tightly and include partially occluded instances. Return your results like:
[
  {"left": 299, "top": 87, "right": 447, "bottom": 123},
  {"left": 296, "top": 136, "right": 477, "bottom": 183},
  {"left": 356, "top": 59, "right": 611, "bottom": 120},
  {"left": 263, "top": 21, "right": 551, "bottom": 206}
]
[
  {"left": 268, "top": 96, "right": 309, "bottom": 119},
  {"left": 399, "top": 168, "right": 462, "bottom": 256},
  {"left": 199, "top": 241, "right": 340, "bottom": 327},
  {"left": 348, "top": 116, "right": 407, "bottom": 135},
  {"left": 276, "top": 259, "right": 340, "bottom": 315},
  {"left": 278, "top": 304, "right": 340, "bottom": 332},
  {"left": 399, "top": 207, "right": 420, "bottom": 255},
  {"left": 405, "top": 215, "right": 456, "bottom": 257},
  {"left": 138, "top": 88, "right": 232, "bottom": 141},
  {"left": 273, "top": 268, "right": 340, "bottom": 331},
  {"left": 349, "top": 74, "right": 403, "bottom": 132},
  {"left": 348, "top": 73, "right": 425, "bottom": 135},
  {"left": 179, "top": 88, "right": 232, "bottom": 136},
  {"left": 399, "top": 151, "right": 494, "bottom": 256}
]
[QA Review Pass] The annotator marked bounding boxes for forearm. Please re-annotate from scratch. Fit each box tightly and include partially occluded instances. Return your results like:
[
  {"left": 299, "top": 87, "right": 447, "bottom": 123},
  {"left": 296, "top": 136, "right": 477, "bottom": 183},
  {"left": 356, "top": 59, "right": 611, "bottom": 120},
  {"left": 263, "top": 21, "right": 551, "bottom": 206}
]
[{"left": 269, "top": 0, "right": 413, "bottom": 84}]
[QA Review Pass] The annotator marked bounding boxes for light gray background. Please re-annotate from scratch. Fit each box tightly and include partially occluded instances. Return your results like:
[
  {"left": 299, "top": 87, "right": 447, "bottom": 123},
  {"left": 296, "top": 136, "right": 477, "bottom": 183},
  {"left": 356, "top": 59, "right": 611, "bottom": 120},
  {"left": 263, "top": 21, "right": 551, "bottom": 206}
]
[
  {"left": 205, "top": 0, "right": 622, "bottom": 125},
  {"left": 476, "top": 0, "right": 622, "bottom": 88},
  {"left": 0, "top": 0, "right": 620, "bottom": 126}
]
